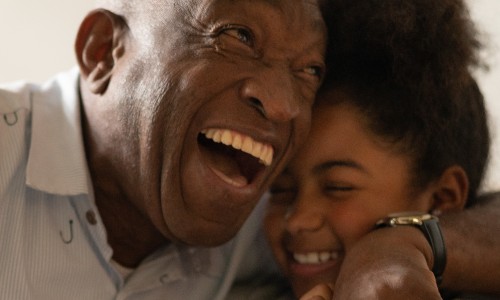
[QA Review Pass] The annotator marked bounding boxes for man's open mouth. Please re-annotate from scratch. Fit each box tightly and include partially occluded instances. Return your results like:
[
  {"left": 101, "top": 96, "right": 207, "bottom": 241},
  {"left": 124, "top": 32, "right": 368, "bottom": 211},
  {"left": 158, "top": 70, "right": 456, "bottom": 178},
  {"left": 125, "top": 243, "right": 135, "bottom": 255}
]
[{"left": 198, "top": 128, "right": 274, "bottom": 187}]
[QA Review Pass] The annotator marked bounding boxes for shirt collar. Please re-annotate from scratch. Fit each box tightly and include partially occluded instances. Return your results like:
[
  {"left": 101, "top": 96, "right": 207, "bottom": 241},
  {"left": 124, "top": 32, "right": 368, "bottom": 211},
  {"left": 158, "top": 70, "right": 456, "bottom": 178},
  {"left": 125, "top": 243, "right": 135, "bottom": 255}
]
[{"left": 26, "top": 68, "right": 91, "bottom": 196}]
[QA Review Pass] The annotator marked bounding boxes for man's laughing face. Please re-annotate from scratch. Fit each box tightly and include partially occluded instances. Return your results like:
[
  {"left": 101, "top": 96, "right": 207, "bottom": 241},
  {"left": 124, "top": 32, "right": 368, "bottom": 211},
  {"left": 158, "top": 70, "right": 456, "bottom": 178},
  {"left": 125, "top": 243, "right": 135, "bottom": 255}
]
[{"left": 112, "top": 0, "right": 327, "bottom": 246}]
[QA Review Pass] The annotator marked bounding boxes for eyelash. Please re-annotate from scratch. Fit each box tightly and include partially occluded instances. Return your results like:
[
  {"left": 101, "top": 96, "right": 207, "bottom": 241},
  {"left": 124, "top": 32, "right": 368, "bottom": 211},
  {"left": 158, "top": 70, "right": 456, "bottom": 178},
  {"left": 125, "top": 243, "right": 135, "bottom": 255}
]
[
  {"left": 221, "top": 25, "right": 254, "bottom": 47},
  {"left": 324, "top": 184, "right": 354, "bottom": 193},
  {"left": 304, "top": 65, "right": 324, "bottom": 79},
  {"left": 269, "top": 187, "right": 295, "bottom": 204},
  {"left": 217, "top": 25, "right": 324, "bottom": 82}
]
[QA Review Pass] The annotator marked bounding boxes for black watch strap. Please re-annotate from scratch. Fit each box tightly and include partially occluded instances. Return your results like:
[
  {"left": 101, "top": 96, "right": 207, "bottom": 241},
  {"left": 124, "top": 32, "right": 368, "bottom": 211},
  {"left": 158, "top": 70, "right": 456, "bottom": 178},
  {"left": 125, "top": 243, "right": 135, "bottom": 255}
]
[
  {"left": 375, "top": 213, "right": 446, "bottom": 285},
  {"left": 420, "top": 216, "right": 446, "bottom": 284}
]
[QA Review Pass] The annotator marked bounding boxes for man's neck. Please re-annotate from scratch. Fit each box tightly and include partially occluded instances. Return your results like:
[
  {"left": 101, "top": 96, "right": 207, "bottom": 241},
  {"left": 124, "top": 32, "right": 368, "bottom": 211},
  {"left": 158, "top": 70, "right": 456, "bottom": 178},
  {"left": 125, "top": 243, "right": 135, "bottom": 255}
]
[
  {"left": 94, "top": 185, "right": 169, "bottom": 268},
  {"left": 79, "top": 91, "right": 169, "bottom": 268}
]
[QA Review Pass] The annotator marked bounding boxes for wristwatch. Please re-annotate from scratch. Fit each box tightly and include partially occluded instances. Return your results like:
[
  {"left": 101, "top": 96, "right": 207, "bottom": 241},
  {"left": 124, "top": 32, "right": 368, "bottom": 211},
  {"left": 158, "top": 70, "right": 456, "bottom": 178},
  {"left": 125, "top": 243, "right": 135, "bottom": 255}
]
[{"left": 375, "top": 212, "right": 446, "bottom": 284}]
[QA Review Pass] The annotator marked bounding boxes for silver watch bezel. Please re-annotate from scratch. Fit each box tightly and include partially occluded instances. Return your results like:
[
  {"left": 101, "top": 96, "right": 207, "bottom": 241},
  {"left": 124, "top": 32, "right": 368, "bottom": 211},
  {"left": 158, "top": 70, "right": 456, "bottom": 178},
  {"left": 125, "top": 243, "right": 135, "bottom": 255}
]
[{"left": 376, "top": 212, "right": 435, "bottom": 227}]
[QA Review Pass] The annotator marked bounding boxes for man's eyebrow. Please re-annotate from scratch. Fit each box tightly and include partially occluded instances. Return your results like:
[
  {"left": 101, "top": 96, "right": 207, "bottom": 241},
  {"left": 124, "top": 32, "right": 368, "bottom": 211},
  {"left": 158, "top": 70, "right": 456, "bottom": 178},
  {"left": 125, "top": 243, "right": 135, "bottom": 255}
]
[{"left": 313, "top": 160, "right": 370, "bottom": 176}]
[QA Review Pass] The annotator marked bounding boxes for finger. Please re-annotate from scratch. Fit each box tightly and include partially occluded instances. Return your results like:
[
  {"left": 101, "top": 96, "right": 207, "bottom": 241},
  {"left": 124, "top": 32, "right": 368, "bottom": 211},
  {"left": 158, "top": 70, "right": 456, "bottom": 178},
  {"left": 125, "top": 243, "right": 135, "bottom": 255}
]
[{"left": 299, "top": 283, "right": 334, "bottom": 300}]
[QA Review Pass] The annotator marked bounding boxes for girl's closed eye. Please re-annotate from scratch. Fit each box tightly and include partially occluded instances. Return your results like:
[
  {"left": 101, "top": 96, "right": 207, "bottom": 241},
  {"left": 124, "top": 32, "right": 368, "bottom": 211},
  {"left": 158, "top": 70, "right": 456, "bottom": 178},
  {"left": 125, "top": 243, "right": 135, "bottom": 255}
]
[
  {"left": 269, "top": 184, "right": 296, "bottom": 205},
  {"left": 322, "top": 181, "right": 356, "bottom": 199}
]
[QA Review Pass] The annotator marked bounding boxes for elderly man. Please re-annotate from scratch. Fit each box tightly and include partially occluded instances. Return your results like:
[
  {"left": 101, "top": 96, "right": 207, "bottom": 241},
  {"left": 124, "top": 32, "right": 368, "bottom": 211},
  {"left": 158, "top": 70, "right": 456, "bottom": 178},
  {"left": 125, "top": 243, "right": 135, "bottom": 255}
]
[
  {"left": 2, "top": 0, "right": 500, "bottom": 299},
  {"left": 0, "top": 0, "right": 327, "bottom": 299}
]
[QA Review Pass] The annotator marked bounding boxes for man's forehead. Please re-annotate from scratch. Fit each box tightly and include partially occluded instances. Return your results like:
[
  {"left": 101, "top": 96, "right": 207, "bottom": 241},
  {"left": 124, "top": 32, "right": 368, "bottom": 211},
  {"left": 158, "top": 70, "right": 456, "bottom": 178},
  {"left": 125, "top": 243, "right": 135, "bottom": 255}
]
[
  {"left": 194, "top": 0, "right": 324, "bottom": 25},
  {"left": 99, "top": 0, "right": 323, "bottom": 22},
  {"left": 199, "top": 0, "right": 321, "bottom": 11}
]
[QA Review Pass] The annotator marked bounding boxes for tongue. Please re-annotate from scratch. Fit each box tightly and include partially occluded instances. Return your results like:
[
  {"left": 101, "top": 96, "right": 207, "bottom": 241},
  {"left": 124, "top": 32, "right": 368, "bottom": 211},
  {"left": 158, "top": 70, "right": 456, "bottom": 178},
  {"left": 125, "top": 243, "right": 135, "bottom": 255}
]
[
  {"left": 208, "top": 147, "right": 249, "bottom": 187},
  {"left": 212, "top": 167, "right": 248, "bottom": 187}
]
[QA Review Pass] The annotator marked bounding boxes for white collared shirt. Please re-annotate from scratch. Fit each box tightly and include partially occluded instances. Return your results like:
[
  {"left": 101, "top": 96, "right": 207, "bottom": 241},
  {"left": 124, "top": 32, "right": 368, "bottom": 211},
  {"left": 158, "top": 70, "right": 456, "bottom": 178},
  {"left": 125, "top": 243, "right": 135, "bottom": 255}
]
[{"left": 0, "top": 69, "right": 277, "bottom": 300}]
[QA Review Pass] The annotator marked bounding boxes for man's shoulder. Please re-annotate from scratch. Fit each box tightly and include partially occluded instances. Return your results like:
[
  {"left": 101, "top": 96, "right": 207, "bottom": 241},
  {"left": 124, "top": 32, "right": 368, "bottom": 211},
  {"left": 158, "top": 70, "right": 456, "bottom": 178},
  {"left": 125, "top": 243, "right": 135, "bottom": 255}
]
[
  {"left": 0, "top": 80, "right": 36, "bottom": 160},
  {"left": 0, "top": 80, "right": 36, "bottom": 113},
  {"left": 0, "top": 68, "right": 80, "bottom": 112}
]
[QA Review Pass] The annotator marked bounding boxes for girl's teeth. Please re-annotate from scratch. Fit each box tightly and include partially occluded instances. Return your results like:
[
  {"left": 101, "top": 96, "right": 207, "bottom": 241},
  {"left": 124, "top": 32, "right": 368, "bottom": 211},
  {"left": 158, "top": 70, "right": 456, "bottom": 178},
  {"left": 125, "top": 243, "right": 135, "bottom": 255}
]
[
  {"left": 293, "top": 251, "right": 339, "bottom": 264},
  {"left": 319, "top": 251, "right": 331, "bottom": 263}
]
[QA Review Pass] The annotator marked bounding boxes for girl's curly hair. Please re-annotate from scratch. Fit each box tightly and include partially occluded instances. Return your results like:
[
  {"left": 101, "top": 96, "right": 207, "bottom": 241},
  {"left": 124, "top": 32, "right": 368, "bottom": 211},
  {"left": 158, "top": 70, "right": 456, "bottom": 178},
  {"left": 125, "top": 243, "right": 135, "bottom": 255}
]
[{"left": 321, "top": 0, "right": 490, "bottom": 205}]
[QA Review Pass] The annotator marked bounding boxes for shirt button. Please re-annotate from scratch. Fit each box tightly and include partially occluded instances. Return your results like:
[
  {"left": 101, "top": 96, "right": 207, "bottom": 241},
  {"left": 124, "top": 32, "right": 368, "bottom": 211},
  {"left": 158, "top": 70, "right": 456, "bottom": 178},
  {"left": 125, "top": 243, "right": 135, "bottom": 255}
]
[{"left": 86, "top": 210, "right": 97, "bottom": 225}]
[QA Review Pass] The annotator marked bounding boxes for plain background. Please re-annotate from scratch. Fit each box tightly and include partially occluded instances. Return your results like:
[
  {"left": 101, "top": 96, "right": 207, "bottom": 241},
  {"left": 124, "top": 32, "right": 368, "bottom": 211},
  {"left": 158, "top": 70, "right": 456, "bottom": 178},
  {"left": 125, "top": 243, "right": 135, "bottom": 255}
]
[{"left": 1, "top": 0, "right": 499, "bottom": 192}]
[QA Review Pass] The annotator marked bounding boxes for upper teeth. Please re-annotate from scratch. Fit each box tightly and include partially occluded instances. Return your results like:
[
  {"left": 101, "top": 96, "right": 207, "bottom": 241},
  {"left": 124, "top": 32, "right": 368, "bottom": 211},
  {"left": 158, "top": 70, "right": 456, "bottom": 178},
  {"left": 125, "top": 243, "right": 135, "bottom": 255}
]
[
  {"left": 293, "top": 251, "right": 339, "bottom": 264},
  {"left": 201, "top": 128, "right": 274, "bottom": 166}
]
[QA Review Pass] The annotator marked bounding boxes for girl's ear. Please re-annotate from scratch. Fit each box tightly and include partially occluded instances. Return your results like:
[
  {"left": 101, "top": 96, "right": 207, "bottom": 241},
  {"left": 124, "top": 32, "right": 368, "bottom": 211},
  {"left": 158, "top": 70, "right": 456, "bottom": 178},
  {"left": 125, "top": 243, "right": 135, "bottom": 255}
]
[
  {"left": 75, "top": 9, "right": 126, "bottom": 95},
  {"left": 430, "top": 165, "right": 469, "bottom": 215}
]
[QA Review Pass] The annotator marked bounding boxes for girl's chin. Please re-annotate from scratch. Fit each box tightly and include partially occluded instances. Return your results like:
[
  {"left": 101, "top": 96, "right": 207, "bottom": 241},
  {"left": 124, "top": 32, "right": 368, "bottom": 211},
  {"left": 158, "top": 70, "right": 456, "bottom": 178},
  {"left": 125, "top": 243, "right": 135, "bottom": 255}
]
[
  {"left": 288, "top": 257, "right": 341, "bottom": 278},
  {"left": 288, "top": 261, "right": 340, "bottom": 296}
]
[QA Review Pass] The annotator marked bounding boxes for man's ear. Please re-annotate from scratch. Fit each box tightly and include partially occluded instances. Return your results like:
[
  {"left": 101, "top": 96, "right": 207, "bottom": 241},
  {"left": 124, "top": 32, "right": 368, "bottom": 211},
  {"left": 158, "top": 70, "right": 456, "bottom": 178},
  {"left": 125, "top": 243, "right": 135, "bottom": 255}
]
[
  {"left": 430, "top": 165, "right": 469, "bottom": 214},
  {"left": 75, "top": 9, "right": 126, "bottom": 95}
]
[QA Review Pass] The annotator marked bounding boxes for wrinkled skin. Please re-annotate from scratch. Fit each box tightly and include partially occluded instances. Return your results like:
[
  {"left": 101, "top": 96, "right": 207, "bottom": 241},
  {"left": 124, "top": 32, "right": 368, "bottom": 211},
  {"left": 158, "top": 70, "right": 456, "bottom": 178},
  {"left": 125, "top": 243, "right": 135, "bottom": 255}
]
[{"left": 77, "top": 0, "right": 326, "bottom": 266}]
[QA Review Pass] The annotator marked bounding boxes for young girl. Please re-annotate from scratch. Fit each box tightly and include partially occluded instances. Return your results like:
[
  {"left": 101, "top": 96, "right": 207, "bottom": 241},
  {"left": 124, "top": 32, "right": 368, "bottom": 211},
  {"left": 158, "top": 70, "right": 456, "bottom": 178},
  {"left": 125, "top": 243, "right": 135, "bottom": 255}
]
[
  {"left": 264, "top": 0, "right": 491, "bottom": 297},
  {"left": 264, "top": 76, "right": 490, "bottom": 298}
]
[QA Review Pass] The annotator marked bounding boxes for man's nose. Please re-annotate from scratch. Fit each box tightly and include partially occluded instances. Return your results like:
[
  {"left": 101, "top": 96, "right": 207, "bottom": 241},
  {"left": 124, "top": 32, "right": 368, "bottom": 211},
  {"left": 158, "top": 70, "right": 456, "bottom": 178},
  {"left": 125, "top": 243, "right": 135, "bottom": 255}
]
[{"left": 240, "top": 66, "right": 300, "bottom": 122}]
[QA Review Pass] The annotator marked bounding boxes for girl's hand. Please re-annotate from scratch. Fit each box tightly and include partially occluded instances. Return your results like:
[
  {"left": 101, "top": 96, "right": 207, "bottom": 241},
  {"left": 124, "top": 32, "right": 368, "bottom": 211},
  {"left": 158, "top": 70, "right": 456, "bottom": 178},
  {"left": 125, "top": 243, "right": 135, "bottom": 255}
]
[{"left": 299, "top": 283, "right": 334, "bottom": 300}]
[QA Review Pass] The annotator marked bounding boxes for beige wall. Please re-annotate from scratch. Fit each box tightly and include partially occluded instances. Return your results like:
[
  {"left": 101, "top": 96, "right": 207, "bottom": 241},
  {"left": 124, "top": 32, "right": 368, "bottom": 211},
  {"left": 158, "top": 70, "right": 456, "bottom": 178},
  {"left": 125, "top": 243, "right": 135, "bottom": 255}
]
[
  {"left": 470, "top": 0, "right": 500, "bottom": 192},
  {"left": 0, "top": 0, "right": 499, "bottom": 191},
  {"left": 0, "top": 0, "right": 94, "bottom": 82}
]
